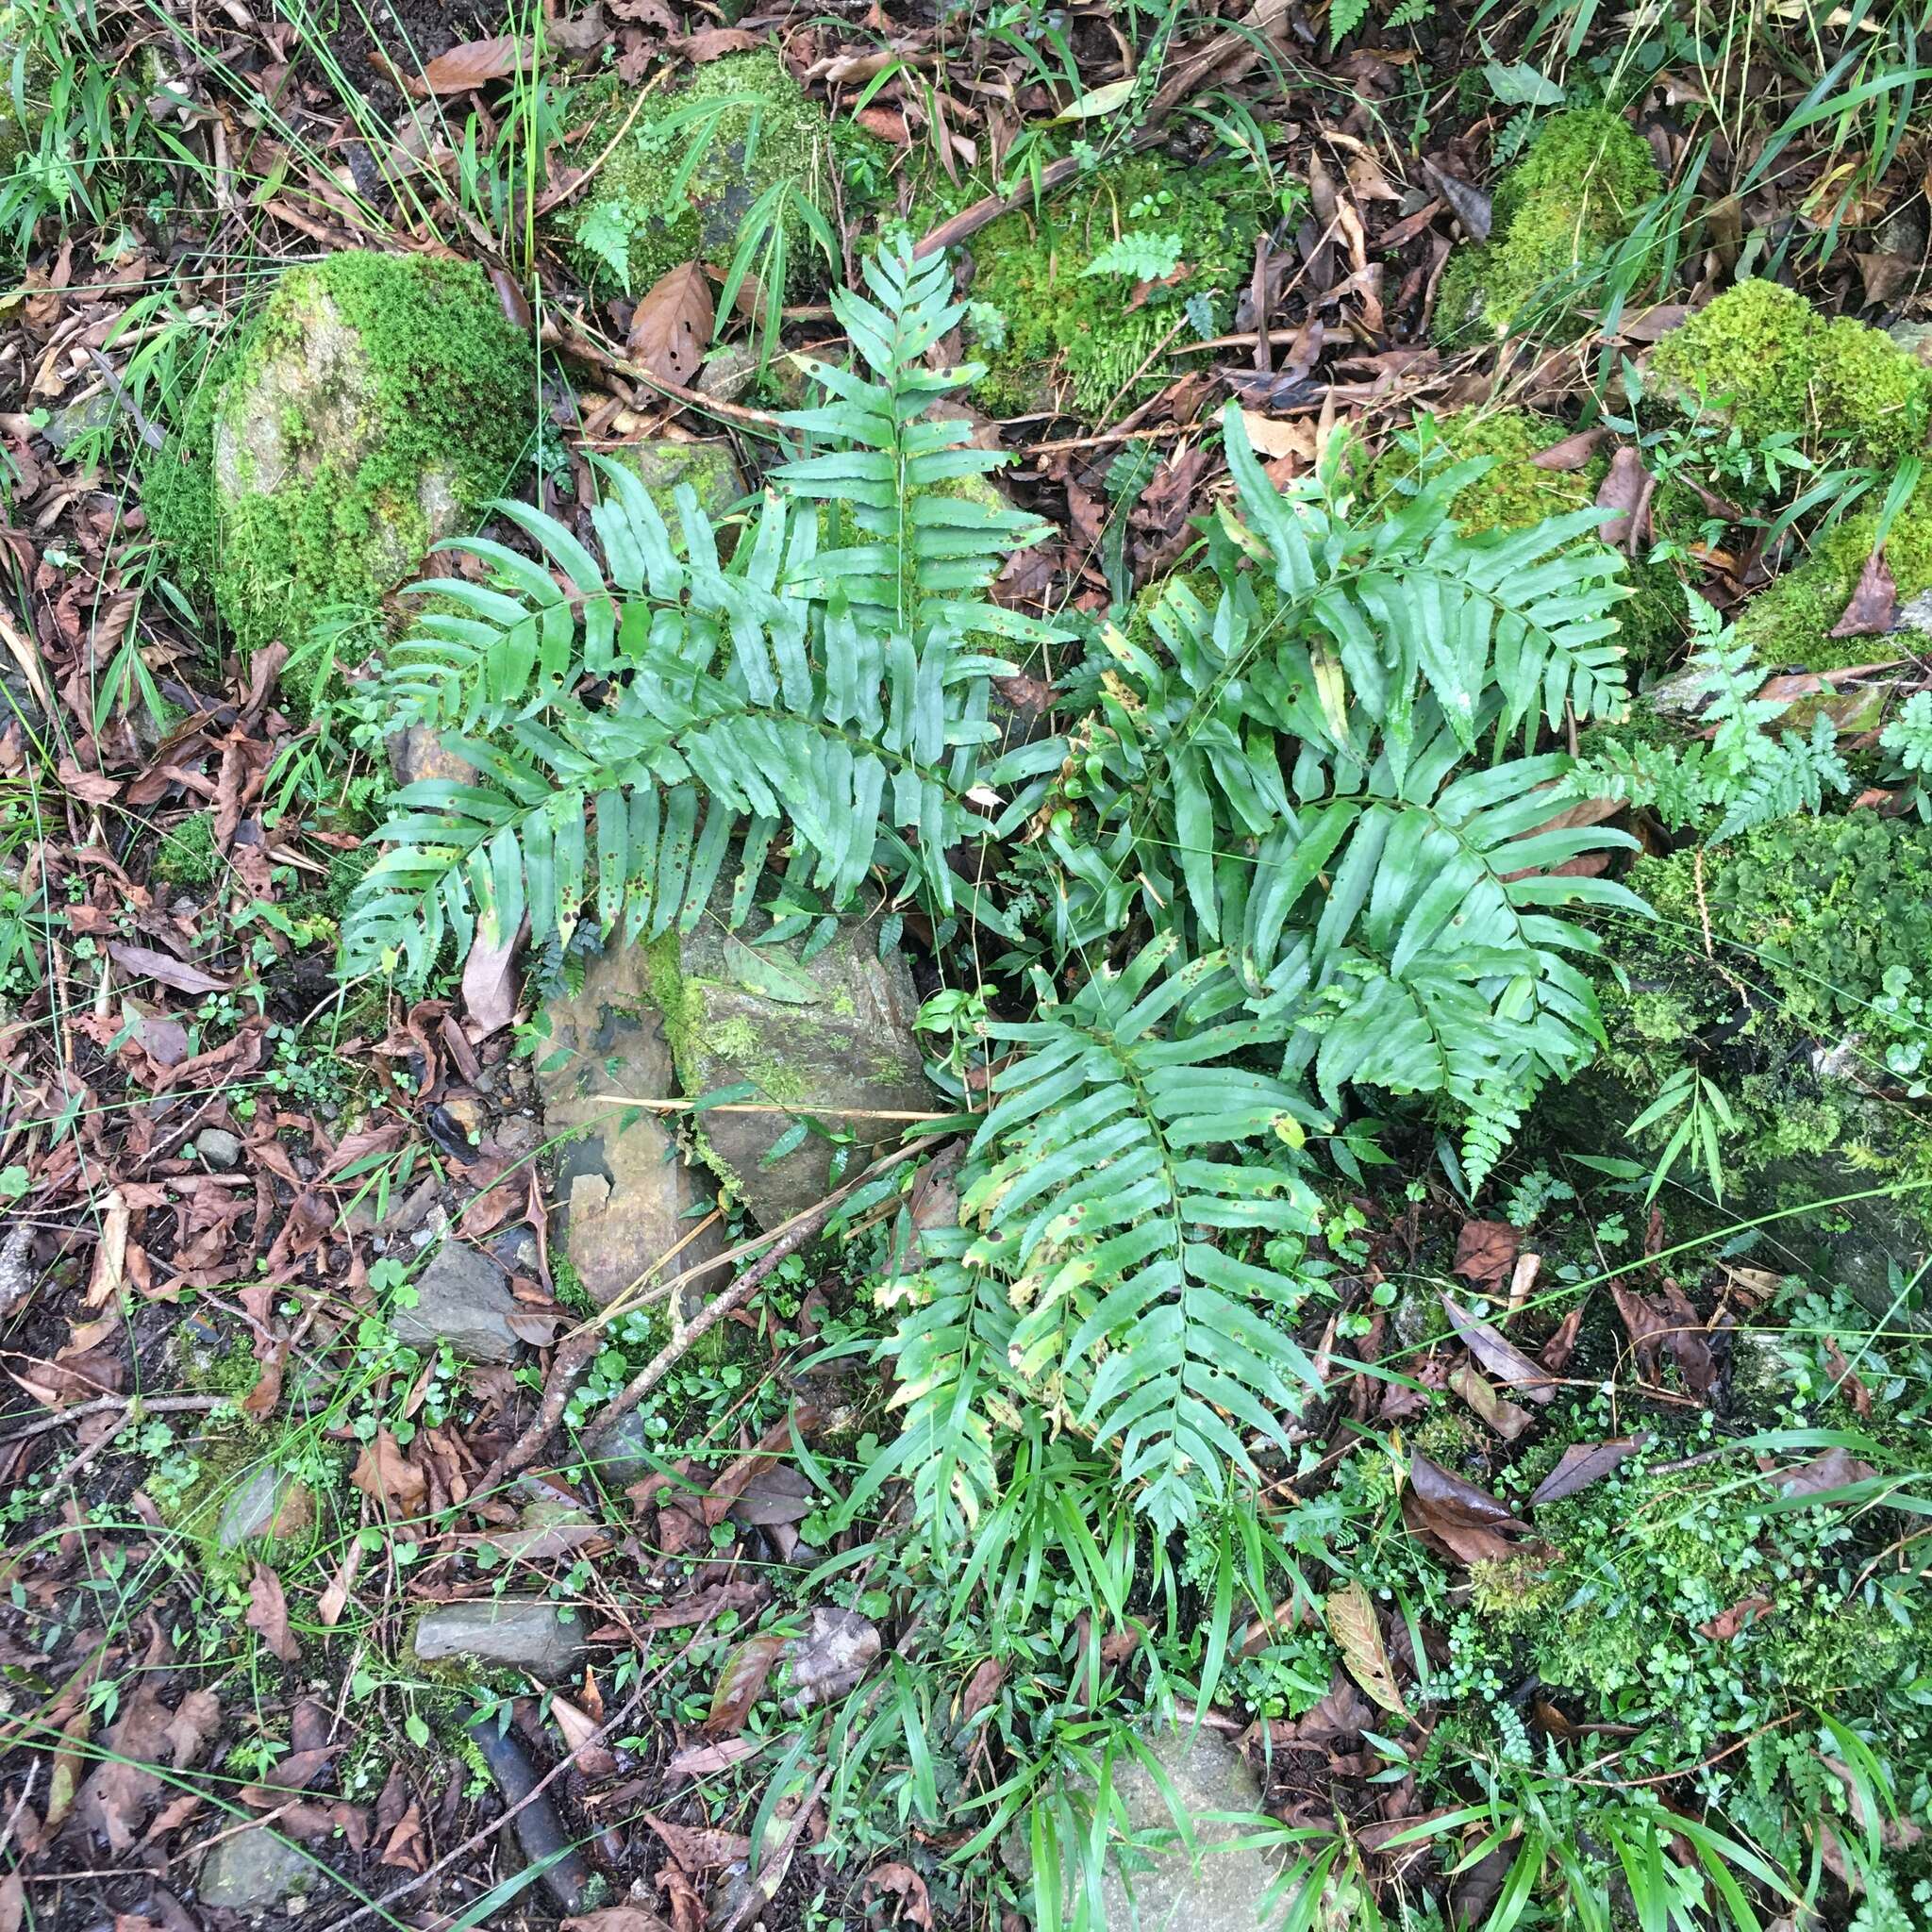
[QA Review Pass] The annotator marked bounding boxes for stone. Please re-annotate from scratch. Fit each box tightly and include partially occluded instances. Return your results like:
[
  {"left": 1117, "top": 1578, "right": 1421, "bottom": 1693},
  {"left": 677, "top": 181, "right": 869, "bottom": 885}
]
[
  {"left": 392, "top": 1241, "right": 523, "bottom": 1363},
  {"left": 604, "top": 438, "right": 747, "bottom": 542},
  {"left": 696, "top": 343, "right": 820, "bottom": 408},
  {"left": 653, "top": 890, "right": 938, "bottom": 1229},
  {"left": 536, "top": 943, "right": 724, "bottom": 1312},
  {"left": 1899, "top": 588, "right": 1932, "bottom": 635},
  {"left": 39, "top": 391, "right": 117, "bottom": 454},
  {"left": 388, "top": 723, "right": 475, "bottom": 790},
  {"left": 1009, "top": 1726, "right": 1279, "bottom": 1932},
  {"left": 581, "top": 1405, "right": 655, "bottom": 1488},
  {"left": 214, "top": 1464, "right": 313, "bottom": 1551},
  {"left": 198, "top": 1824, "right": 325, "bottom": 1910},
  {"left": 195, "top": 1127, "right": 243, "bottom": 1169},
  {"left": 413, "top": 1598, "right": 590, "bottom": 1679},
  {"left": 1888, "top": 319, "right": 1932, "bottom": 369}
]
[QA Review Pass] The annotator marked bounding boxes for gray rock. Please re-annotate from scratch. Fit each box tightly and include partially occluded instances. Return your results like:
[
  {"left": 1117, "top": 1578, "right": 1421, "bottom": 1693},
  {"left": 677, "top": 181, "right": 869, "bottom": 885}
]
[
  {"left": 696, "top": 343, "right": 820, "bottom": 409},
  {"left": 536, "top": 943, "right": 724, "bottom": 1312},
  {"left": 1898, "top": 588, "right": 1932, "bottom": 635},
  {"left": 214, "top": 1464, "right": 313, "bottom": 1551},
  {"left": 198, "top": 1825, "right": 325, "bottom": 1910},
  {"left": 39, "top": 391, "right": 117, "bottom": 454},
  {"left": 392, "top": 1241, "right": 523, "bottom": 1363},
  {"left": 195, "top": 1127, "right": 243, "bottom": 1169},
  {"left": 1888, "top": 319, "right": 1932, "bottom": 368},
  {"left": 1010, "top": 1727, "right": 1280, "bottom": 1932},
  {"left": 581, "top": 1405, "right": 656, "bottom": 1488},
  {"left": 604, "top": 438, "right": 747, "bottom": 546},
  {"left": 654, "top": 888, "right": 938, "bottom": 1228},
  {"left": 413, "top": 1598, "right": 590, "bottom": 1679}
]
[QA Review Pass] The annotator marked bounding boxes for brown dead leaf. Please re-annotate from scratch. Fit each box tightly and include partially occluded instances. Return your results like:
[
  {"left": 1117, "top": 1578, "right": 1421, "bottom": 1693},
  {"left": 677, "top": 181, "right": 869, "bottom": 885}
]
[
  {"left": 1403, "top": 1454, "right": 1524, "bottom": 1564},
  {"left": 1595, "top": 445, "right": 1655, "bottom": 556},
  {"left": 1541, "top": 1306, "right": 1584, "bottom": 1372},
  {"left": 415, "top": 36, "right": 531, "bottom": 92},
  {"left": 246, "top": 1562, "right": 299, "bottom": 1662},
  {"left": 1453, "top": 1221, "right": 1518, "bottom": 1287},
  {"left": 460, "top": 925, "right": 521, "bottom": 1038},
  {"left": 1699, "top": 1593, "right": 1774, "bottom": 1641},
  {"left": 664, "top": 1737, "right": 761, "bottom": 1781},
  {"left": 628, "top": 262, "right": 714, "bottom": 386},
  {"left": 674, "top": 25, "right": 762, "bottom": 59},
  {"left": 1441, "top": 1292, "right": 1553, "bottom": 1403},
  {"left": 1531, "top": 425, "right": 1611, "bottom": 470},
  {"left": 351, "top": 1428, "right": 428, "bottom": 1516},
  {"left": 959, "top": 1657, "right": 1005, "bottom": 1720},
  {"left": 1528, "top": 1435, "right": 1647, "bottom": 1506},
  {"left": 642, "top": 1809, "right": 753, "bottom": 1872},
  {"left": 1823, "top": 1338, "right": 1873, "bottom": 1417},
  {"left": 1658, "top": 1281, "right": 1718, "bottom": 1401},
  {"left": 863, "top": 1864, "right": 935, "bottom": 1929},
  {"left": 1610, "top": 1282, "right": 1672, "bottom": 1382},
  {"left": 1447, "top": 1362, "right": 1534, "bottom": 1440},
  {"left": 108, "top": 941, "right": 230, "bottom": 995},
  {"left": 1324, "top": 1580, "right": 1407, "bottom": 1716},
  {"left": 564, "top": 1913, "right": 675, "bottom": 1932},
  {"left": 1829, "top": 545, "right": 1897, "bottom": 639},
  {"left": 1776, "top": 1446, "right": 1879, "bottom": 1500},
  {"left": 702, "top": 1632, "right": 786, "bottom": 1737}
]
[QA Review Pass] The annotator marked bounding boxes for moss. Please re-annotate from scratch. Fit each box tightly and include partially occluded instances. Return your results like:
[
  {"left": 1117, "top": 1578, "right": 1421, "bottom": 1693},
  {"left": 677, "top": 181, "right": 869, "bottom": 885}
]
[
  {"left": 1734, "top": 475, "right": 1932, "bottom": 670},
  {"left": 1650, "top": 280, "right": 1932, "bottom": 469},
  {"left": 142, "top": 251, "right": 531, "bottom": 660},
  {"left": 962, "top": 154, "right": 1270, "bottom": 418},
  {"left": 153, "top": 810, "right": 219, "bottom": 888},
  {"left": 1434, "top": 108, "right": 1664, "bottom": 345},
  {"left": 561, "top": 52, "right": 852, "bottom": 298},
  {"left": 0, "top": 6, "right": 54, "bottom": 172},
  {"left": 1372, "top": 406, "right": 1683, "bottom": 665}
]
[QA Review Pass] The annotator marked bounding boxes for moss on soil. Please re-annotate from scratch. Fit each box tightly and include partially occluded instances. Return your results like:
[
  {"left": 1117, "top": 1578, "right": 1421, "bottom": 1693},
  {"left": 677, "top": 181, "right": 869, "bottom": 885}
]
[
  {"left": 1434, "top": 108, "right": 1664, "bottom": 345},
  {"left": 960, "top": 153, "right": 1270, "bottom": 418}
]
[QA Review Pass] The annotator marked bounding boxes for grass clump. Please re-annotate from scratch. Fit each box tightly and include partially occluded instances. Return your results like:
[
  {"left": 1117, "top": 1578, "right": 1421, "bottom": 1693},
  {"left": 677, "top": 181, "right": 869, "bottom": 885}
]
[
  {"left": 1434, "top": 107, "right": 1664, "bottom": 345},
  {"left": 142, "top": 249, "right": 532, "bottom": 660},
  {"left": 153, "top": 810, "right": 219, "bottom": 888},
  {"left": 561, "top": 51, "right": 845, "bottom": 297},
  {"left": 1651, "top": 279, "right": 1932, "bottom": 468},
  {"left": 961, "top": 154, "right": 1269, "bottom": 417}
]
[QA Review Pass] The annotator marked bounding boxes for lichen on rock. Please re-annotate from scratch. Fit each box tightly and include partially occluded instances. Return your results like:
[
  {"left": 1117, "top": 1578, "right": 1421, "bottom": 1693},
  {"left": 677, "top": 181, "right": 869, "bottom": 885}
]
[
  {"left": 142, "top": 249, "right": 532, "bottom": 658},
  {"left": 958, "top": 153, "right": 1269, "bottom": 418},
  {"left": 1433, "top": 108, "right": 1664, "bottom": 345},
  {"left": 560, "top": 51, "right": 853, "bottom": 298}
]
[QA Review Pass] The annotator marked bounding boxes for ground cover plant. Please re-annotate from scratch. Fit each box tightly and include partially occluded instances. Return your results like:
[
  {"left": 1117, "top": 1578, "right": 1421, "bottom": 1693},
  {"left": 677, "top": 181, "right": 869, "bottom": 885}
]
[{"left": 1, "top": 1, "right": 1930, "bottom": 1930}]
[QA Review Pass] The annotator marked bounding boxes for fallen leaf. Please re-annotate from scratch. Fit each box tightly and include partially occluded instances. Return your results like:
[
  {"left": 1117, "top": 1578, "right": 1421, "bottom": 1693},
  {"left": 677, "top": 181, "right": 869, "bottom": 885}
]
[
  {"left": 1403, "top": 1454, "right": 1524, "bottom": 1563},
  {"left": 1658, "top": 1281, "right": 1718, "bottom": 1401},
  {"left": 1447, "top": 1362, "right": 1534, "bottom": 1440},
  {"left": 1541, "top": 1307, "right": 1584, "bottom": 1372},
  {"left": 673, "top": 25, "right": 761, "bottom": 59},
  {"left": 415, "top": 35, "right": 531, "bottom": 92},
  {"left": 787, "top": 1606, "right": 880, "bottom": 1708},
  {"left": 1453, "top": 1222, "right": 1518, "bottom": 1287},
  {"left": 108, "top": 942, "right": 230, "bottom": 995},
  {"left": 702, "top": 1632, "right": 786, "bottom": 1737},
  {"left": 1823, "top": 1338, "right": 1873, "bottom": 1417},
  {"left": 351, "top": 1428, "right": 428, "bottom": 1515},
  {"left": 460, "top": 924, "right": 521, "bottom": 1037},
  {"left": 1531, "top": 425, "right": 1611, "bottom": 470},
  {"left": 1829, "top": 545, "right": 1897, "bottom": 639},
  {"left": 1528, "top": 1435, "right": 1647, "bottom": 1506},
  {"left": 1239, "top": 408, "right": 1320, "bottom": 462},
  {"left": 564, "top": 1914, "right": 674, "bottom": 1932},
  {"left": 1610, "top": 1282, "right": 1672, "bottom": 1382},
  {"left": 1420, "top": 157, "right": 1491, "bottom": 239},
  {"left": 628, "top": 261, "right": 714, "bottom": 386},
  {"left": 1594, "top": 445, "right": 1655, "bottom": 556},
  {"left": 246, "top": 1562, "right": 300, "bottom": 1662},
  {"left": 1699, "top": 1593, "right": 1774, "bottom": 1641},
  {"left": 1441, "top": 1292, "right": 1554, "bottom": 1403},
  {"left": 959, "top": 1657, "right": 1005, "bottom": 1720},
  {"left": 1775, "top": 1446, "right": 1879, "bottom": 1500},
  {"left": 862, "top": 1864, "right": 935, "bottom": 1929},
  {"left": 1324, "top": 1579, "right": 1407, "bottom": 1716},
  {"left": 641, "top": 1809, "right": 753, "bottom": 1872},
  {"left": 664, "top": 1737, "right": 761, "bottom": 1780}
]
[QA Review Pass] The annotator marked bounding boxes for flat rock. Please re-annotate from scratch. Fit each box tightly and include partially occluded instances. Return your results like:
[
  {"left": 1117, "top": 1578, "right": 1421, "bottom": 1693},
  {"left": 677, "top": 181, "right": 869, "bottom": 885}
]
[
  {"left": 198, "top": 1825, "right": 324, "bottom": 1910},
  {"left": 606, "top": 438, "right": 746, "bottom": 540},
  {"left": 1008, "top": 1726, "right": 1279, "bottom": 1932},
  {"left": 654, "top": 889, "right": 937, "bottom": 1229},
  {"left": 413, "top": 1598, "right": 590, "bottom": 1680},
  {"left": 214, "top": 1464, "right": 313, "bottom": 1551},
  {"left": 392, "top": 1242, "right": 523, "bottom": 1363},
  {"left": 536, "top": 943, "right": 724, "bottom": 1311}
]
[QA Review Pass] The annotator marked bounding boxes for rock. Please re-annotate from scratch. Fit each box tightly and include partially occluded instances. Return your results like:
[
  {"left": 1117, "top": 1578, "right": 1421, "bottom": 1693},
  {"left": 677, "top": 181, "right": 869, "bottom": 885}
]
[
  {"left": 39, "top": 391, "right": 117, "bottom": 454},
  {"left": 413, "top": 1598, "right": 590, "bottom": 1679},
  {"left": 392, "top": 1241, "right": 523, "bottom": 1363},
  {"left": 215, "top": 1464, "right": 313, "bottom": 1551},
  {"left": 653, "top": 889, "right": 938, "bottom": 1228},
  {"left": 1007, "top": 1726, "right": 1278, "bottom": 1931},
  {"left": 535, "top": 943, "right": 724, "bottom": 1312},
  {"left": 198, "top": 1825, "right": 324, "bottom": 1910},
  {"left": 696, "top": 343, "right": 821, "bottom": 408},
  {"left": 388, "top": 723, "right": 475, "bottom": 790},
  {"left": 581, "top": 1405, "right": 656, "bottom": 1488},
  {"left": 1888, "top": 320, "right": 1932, "bottom": 368},
  {"left": 144, "top": 251, "right": 529, "bottom": 657},
  {"left": 1898, "top": 588, "right": 1932, "bottom": 635},
  {"left": 195, "top": 1127, "right": 243, "bottom": 1169},
  {"left": 604, "top": 438, "right": 747, "bottom": 545}
]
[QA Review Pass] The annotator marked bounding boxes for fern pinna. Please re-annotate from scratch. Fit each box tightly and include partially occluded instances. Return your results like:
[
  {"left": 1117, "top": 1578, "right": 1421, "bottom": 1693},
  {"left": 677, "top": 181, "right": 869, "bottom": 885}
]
[
  {"left": 345, "top": 242, "right": 1655, "bottom": 1541},
  {"left": 341, "top": 242, "right": 1065, "bottom": 977}
]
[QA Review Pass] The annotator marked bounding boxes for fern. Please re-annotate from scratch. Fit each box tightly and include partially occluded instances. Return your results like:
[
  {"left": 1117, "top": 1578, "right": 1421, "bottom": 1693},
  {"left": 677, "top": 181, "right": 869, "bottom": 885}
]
[
  {"left": 343, "top": 242, "right": 1066, "bottom": 974},
  {"left": 1562, "top": 590, "right": 1849, "bottom": 841}
]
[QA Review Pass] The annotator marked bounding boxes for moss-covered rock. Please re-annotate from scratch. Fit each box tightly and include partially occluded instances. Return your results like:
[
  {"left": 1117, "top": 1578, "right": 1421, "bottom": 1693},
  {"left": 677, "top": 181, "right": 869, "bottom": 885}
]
[
  {"left": 645, "top": 885, "right": 936, "bottom": 1228},
  {"left": 604, "top": 437, "right": 748, "bottom": 551},
  {"left": 0, "top": 7, "right": 54, "bottom": 175},
  {"left": 1650, "top": 279, "right": 1932, "bottom": 468},
  {"left": 1434, "top": 108, "right": 1664, "bottom": 346},
  {"left": 1371, "top": 406, "right": 1684, "bottom": 663},
  {"left": 142, "top": 250, "right": 531, "bottom": 658},
  {"left": 960, "top": 154, "right": 1269, "bottom": 419},
  {"left": 560, "top": 51, "right": 846, "bottom": 298}
]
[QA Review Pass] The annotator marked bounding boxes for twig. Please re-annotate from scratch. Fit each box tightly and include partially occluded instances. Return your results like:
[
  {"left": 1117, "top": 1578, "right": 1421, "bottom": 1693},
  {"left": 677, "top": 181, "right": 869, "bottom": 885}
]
[
  {"left": 0, "top": 1392, "right": 225, "bottom": 1446},
  {"left": 539, "top": 315, "right": 791, "bottom": 432},
  {"left": 1011, "top": 422, "right": 1200, "bottom": 458},
  {"left": 591, "top": 1095, "right": 950, "bottom": 1121}
]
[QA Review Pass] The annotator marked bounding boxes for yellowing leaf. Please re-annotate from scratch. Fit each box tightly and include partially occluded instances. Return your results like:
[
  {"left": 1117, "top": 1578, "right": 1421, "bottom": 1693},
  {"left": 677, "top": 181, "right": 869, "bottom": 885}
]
[
  {"left": 1324, "top": 1580, "right": 1407, "bottom": 1717},
  {"left": 1053, "top": 77, "right": 1135, "bottom": 121}
]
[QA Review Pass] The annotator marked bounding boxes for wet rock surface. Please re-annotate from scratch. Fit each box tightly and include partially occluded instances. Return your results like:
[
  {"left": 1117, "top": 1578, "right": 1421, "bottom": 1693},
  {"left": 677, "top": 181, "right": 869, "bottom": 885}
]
[
  {"left": 412, "top": 1599, "right": 590, "bottom": 1679},
  {"left": 391, "top": 1241, "right": 523, "bottom": 1363}
]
